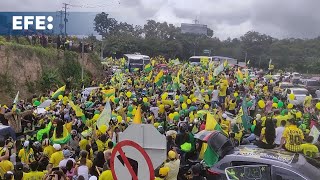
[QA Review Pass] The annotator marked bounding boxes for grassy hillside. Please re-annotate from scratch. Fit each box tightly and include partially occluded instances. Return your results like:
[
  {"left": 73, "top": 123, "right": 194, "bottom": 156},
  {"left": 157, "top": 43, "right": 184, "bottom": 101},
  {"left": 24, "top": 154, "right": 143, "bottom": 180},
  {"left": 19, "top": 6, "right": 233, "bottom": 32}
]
[{"left": 0, "top": 41, "right": 103, "bottom": 104}]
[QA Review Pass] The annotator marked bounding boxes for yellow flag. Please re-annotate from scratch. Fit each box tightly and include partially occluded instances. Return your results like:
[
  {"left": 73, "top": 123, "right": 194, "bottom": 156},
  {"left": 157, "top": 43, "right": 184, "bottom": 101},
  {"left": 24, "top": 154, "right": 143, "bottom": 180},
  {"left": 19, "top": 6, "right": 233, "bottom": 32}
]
[
  {"left": 199, "top": 143, "right": 208, "bottom": 160},
  {"left": 151, "top": 59, "right": 156, "bottom": 66},
  {"left": 237, "top": 68, "right": 243, "bottom": 79},
  {"left": 133, "top": 105, "right": 142, "bottom": 124},
  {"left": 69, "top": 100, "right": 84, "bottom": 117},
  {"left": 147, "top": 71, "right": 153, "bottom": 81},
  {"left": 205, "top": 113, "right": 218, "bottom": 131},
  {"left": 209, "top": 73, "right": 213, "bottom": 81},
  {"left": 154, "top": 70, "right": 164, "bottom": 85},
  {"left": 223, "top": 60, "right": 228, "bottom": 67}
]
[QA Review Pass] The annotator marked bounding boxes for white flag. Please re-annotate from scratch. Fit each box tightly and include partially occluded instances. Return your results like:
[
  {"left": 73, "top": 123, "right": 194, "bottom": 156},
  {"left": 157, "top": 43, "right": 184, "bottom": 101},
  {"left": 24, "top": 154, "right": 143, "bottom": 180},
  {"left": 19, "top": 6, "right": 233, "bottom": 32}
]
[{"left": 13, "top": 91, "right": 19, "bottom": 104}]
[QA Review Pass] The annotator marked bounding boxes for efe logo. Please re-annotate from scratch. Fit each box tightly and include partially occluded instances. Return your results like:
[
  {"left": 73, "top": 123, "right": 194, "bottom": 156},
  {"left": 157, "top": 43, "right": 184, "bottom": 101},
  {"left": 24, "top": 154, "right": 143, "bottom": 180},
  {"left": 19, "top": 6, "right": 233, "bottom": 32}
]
[{"left": 12, "top": 16, "right": 53, "bottom": 30}]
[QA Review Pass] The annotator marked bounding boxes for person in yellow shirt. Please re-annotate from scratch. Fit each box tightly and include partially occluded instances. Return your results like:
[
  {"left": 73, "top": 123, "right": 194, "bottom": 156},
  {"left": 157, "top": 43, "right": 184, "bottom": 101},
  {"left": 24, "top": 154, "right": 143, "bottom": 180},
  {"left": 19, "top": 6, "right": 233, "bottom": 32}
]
[
  {"left": 79, "top": 136, "right": 90, "bottom": 151},
  {"left": 228, "top": 99, "right": 236, "bottom": 115},
  {"left": 218, "top": 82, "right": 228, "bottom": 105},
  {"left": 49, "top": 144, "right": 64, "bottom": 168},
  {"left": 0, "top": 158, "right": 13, "bottom": 178},
  {"left": 99, "top": 163, "right": 114, "bottom": 180},
  {"left": 42, "top": 139, "right": 55, "bottom": 158},
  {"left": 78, "top": 150, "right": 93, "bottom": 169},
  {"left": 280, "top": 118, "right": 304, "bottom": 152},
  {"left": 95, "top": 134, "right": 111, "bottom": 152},
  {"left": 18, "top": 141, "right": 35, "bottom": 165},
  {"left": 220, "top": 114, "right": 231, "bottom": 135},
  {"left": 301, "top": 136, "right": 319, "bottom": 158},
  {"left": 22, "top": 161, "right": 45, "bottom": 180}
]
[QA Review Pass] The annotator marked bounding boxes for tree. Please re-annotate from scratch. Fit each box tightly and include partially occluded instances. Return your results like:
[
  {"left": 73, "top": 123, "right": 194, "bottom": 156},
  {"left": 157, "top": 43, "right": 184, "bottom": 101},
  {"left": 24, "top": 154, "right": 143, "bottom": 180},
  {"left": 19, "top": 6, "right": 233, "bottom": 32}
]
[
  {"left": 94, "top": 12, "right": 118, "bottom": 37},
  {"left": 93, "top": 13, "right": 320, "bottom": 73}
]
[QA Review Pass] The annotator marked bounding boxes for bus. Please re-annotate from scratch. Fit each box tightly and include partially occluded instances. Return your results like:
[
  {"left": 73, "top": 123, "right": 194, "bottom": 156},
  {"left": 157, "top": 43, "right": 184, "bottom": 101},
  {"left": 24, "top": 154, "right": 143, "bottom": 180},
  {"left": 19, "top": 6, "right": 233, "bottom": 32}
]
[
  {"left": 212, "top": 56, "right": 237, "bottom": 65},
  {"left": 124, "top": 54, "right": 150, "bottom": 72},
  {"left": 188, "top": 56, "right": 237, "bottom": 66},
  {"left": 188, "top": 56, "right": 213, "bottom": 65}
]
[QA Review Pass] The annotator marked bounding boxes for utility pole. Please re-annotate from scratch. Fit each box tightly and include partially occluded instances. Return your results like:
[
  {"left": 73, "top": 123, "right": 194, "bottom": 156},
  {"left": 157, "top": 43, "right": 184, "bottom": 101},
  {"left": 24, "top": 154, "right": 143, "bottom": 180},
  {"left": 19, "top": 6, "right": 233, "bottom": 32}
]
[
  {"left": 62, "top": 3, "right": 69, "bottom": 36},
  {"left": 56, "top": 10, "right": 64, "bottom": 35}
]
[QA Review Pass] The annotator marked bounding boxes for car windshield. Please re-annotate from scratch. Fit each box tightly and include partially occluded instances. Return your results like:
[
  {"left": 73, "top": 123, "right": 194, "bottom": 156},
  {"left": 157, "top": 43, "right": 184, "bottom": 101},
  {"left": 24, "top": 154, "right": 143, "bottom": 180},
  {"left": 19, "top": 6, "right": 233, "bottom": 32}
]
[
  {"left": 130, "top": 59, "right": 143, "bottom": 64},
  {"left": 307, "top": 81, "right": 320, "bottom": 86},
  {"left": 189, "top": 58, "right": 200, "bottom": 63},
  {"left": 144, "top": 59, "right": 150, "bottom": 64},
  {"left": 293, "top": 89, "right": 308, "bottom": 95},
  {"left": 280, "top": 84, "right": 294, "bottom": 89},
  {"left": 130, "top": 64, "right": 142, "bottom": 68}
]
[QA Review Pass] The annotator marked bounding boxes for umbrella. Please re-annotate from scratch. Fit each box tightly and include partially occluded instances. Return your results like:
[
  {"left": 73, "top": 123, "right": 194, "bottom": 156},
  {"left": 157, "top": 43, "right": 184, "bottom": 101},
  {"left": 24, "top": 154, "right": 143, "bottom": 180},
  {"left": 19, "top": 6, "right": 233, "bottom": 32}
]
[{"left": 194, "top": 130, "right": 217, "bottom": 142}]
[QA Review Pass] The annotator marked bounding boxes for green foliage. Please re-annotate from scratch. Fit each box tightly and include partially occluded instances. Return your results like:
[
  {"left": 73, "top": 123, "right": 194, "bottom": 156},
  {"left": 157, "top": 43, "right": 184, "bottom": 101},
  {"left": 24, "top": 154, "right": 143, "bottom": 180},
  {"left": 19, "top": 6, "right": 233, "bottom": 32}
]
[
  {"left": 39, "top": 69, "right": 61, "bottom": 90},
  {"left": 59, "top": 51, "right": 83, "bottom": 88},
  {"left": 94, "top": 13, "right": 320, "bottom": 73},
  {"left": 94, "top": 12, "right": 118, "bottom": 37},
  {"left": 0, "top": 36, "right": 6, "bottom": 43}
]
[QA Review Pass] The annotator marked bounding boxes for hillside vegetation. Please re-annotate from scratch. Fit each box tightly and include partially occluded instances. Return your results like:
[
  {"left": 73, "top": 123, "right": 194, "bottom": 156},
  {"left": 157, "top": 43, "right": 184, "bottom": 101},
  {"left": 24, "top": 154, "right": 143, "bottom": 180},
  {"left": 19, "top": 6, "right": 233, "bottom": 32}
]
[{"left": 0, "top": 41, "right": 103, "bottom": 104}]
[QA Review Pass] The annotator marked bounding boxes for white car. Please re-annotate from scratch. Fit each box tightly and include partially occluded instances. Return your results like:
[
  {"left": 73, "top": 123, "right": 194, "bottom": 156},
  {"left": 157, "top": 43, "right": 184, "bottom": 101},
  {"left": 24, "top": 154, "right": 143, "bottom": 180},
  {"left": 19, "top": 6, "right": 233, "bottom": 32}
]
[
  {"left": 279, "top": 82, "right": 294, "bottom": 90},
  {"left": 285, "top": 88, "right": 309, "bottom": 105}
]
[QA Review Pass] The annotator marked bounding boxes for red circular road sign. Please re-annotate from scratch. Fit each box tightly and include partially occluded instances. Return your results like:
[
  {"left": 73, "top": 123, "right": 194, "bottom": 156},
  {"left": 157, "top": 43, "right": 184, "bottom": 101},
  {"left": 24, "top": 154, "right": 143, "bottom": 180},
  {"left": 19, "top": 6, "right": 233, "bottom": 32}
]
[{"left": 110, "top": 140, "right": 155, "bottom": 180}]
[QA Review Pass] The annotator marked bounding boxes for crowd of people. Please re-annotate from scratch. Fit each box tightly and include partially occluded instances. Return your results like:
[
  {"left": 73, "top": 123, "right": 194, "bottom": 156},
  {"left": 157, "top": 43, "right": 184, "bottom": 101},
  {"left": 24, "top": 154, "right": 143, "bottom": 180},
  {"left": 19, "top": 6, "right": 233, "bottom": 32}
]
[{"left": 0, "top": 58, "right": 319, "bottom": 180}]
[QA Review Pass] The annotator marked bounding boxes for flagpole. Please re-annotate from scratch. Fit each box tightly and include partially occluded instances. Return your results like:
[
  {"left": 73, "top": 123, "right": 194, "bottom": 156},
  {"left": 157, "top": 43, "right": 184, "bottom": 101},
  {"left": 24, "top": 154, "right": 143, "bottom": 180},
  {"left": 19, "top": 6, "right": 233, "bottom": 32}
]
[{"left": 244, "top": 51, "right": 247, "bottom": 64}]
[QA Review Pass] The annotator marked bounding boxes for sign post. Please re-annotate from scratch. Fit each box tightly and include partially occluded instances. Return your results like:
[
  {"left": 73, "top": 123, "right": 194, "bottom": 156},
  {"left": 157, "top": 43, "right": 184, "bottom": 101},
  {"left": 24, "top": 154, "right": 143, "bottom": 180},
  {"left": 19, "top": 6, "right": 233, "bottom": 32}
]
[
  {"left": 110, "top": 124, "right": 166, "bottom": 180},
  {"left": 110, "top": 140, "right": 155, "bottom": 180}
]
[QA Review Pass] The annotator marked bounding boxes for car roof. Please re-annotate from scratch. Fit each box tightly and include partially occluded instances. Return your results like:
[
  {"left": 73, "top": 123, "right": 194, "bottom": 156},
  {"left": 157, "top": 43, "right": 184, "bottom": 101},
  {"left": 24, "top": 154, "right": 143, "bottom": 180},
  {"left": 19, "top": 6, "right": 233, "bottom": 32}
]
[
  {"left": 189, "top": 56, "right": 212, "bottom": 59},
  {"left": 228, "top": 146, "right": 299, "bottom": 165},
  {"left": 289, "top": 87, "right": 308, "bottom": 91},
  {"left": 124, "top": 54, "right": 150, "bottom": 59},
  {"left": 215, "top": 146, "right": 320, "bottom": 179},
  {"left": 280, "top": 82, "right": 293, "bottom": 85},
  {"left": 305, "top": 79, "right": 318, "bottom": 82}
]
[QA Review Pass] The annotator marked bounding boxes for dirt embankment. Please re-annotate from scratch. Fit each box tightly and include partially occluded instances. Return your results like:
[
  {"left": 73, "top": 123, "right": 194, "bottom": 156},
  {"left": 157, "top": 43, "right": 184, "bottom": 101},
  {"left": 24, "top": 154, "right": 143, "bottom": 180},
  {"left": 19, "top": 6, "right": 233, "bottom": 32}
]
[{"left": 0, "top": 44, "right": 104, "bottom": 105}]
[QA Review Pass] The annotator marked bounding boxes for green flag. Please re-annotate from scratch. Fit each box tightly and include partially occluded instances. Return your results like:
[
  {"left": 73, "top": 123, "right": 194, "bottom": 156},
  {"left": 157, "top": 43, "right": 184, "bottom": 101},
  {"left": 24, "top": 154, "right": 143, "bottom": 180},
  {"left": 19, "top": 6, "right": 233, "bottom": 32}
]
[{"left": 204, "top": 144, "right": 219, "bottom": 166}]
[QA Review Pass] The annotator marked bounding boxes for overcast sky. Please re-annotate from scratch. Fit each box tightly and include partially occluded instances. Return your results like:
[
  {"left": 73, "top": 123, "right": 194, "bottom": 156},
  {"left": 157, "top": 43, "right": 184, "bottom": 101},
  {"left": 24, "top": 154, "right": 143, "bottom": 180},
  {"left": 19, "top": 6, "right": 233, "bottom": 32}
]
[{"left": 1, "top": 0, "right": 319, "bottom": 40}]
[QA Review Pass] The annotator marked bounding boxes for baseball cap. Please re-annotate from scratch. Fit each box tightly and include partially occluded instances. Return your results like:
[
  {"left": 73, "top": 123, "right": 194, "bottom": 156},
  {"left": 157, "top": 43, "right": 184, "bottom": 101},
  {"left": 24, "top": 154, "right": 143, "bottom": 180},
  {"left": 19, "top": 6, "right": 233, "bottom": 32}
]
[
  {"left": 53, "top": 144, "right": 61, "bottom": 151},
  {"left": 168, "top": 150, "right": 176, "bottom": 160},
  {"left": 63, "top": 149, "right": 71, "bottom": 158},
  {"left": 23, "top": 141, "right": 29, "bottom": 147}
]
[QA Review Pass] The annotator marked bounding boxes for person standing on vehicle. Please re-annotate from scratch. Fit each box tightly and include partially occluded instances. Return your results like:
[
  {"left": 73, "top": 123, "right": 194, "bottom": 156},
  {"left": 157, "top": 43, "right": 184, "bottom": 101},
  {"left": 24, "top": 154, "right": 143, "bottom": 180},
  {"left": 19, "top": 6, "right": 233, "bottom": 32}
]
[
  {"left": 280, "top": 118, "right": 304, "bottom": 152},
  {"left": 164, "top": 150, "right": 180, "bottom": 180}
]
